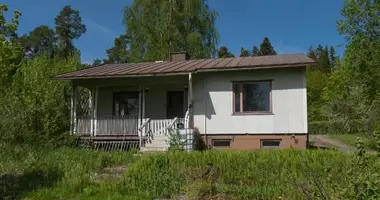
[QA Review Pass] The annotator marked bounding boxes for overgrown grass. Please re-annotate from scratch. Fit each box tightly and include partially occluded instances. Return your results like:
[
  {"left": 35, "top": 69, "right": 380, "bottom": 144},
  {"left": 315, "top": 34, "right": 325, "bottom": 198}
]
[
  {"left": 117, "top": 150, "right": 379, "bottom": 199},
  {"left": 0, "top": 143, "right": 136, "bottom": 199},
  {"left": 328, "top": 133, "right": 376, "bottom": 150},
  {"left": 1, "top": 145, "right": 379, "bottom": 199}
]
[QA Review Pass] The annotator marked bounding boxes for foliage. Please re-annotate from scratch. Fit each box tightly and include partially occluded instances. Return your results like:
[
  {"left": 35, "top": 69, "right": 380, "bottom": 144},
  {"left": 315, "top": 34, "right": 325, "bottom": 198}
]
[
  {"left": 309, "top": 120, "right": 369, "bottom": 135},
  {"left": 18, "top": 25, "right": 57, "bottom": 58},
  {"left": 258, "top": 37, "right": 276, "bottom": 56},
  {"left": 92, "top": 58, "right": 102, "bottom": 66},
  {"left": 0, "top": 55, "right": 82, "bottom": 145},
  {"left": 55, "top": 5, "right": 86, "bottom": 59},
  {"left": 0, "top": 4, "right": 23, "bottom": 88},
  {"left": 217, "top": 45, "right": 234, "bottom": 58},
  {"left": 0, "top": 144, "right": 135, "bottom": 199},
  {"left": 104, "top": 34, "right": 129, "bottom": 64},
  {"left": 119, "top": 150, "right": 380, "bottom": 199},
  {"left": 251, "top": 45, "right": 259, "bottom": 56},
  {"left": 239, "top": 47, "right": 249, "bottom": 57},
  {"left": 327, "top": 133, "right": 376, "bottom": 150},
  {"left": 337, "top": 0, "right": 380, "bottom": 103},
  {"left": 167, "top": 129, "right": 185, "bottom": 151},
  {"left": 123, "top": 0, "right": 219, "bottom": 62}
]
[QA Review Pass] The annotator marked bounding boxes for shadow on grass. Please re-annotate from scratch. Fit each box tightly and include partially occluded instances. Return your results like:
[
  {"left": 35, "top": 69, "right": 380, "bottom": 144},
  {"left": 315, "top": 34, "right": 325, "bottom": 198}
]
[{"left": 0, "top": 169, "right": 62, "bottom": 200}]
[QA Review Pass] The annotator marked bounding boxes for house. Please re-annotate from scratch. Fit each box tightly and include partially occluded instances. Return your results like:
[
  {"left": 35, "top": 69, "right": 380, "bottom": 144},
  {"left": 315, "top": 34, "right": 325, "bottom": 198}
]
[{"left": 53, "top": 52, "right": 315, "bottom": 151}]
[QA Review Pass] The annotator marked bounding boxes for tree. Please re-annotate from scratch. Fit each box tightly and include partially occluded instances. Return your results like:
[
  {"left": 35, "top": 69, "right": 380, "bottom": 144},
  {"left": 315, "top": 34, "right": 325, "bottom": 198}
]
[
  {"left": 258, "top": 37, "right": 276, "bottom": 56},
  {"left": 19, "top": 25, "right": 57, "bottom": 57},
  {"left": 55, "top": 5, "right": 86, "bottom": 59},
  {"left": 92, "top": 58, "right": 102, "bottom": 66},
  {"left": 307, "top": 45, "right": 317, "bottom": 61},
  {"left": 123, "top": 0, "right": 219, "bottom": 62},
  {"left": 240, "top": 48, "right": 250, "bottom": 57},
  {"left": 104, "top": 34, "right": 129, "bottom": 64},
  {"left": 251, "top": 45, "right": 259, "bottom": 56},
  {"left": 217, "top": 46, "right": 234, "bottom": 58},
  {"left": 337, "top": 0, "right": 380, "bottom": 102},
  {"left": 0, "top": 4, "right": 23, "bottom": 88},
  {"left": 329, "top": 46, "right": 336, "bottom": 67}
]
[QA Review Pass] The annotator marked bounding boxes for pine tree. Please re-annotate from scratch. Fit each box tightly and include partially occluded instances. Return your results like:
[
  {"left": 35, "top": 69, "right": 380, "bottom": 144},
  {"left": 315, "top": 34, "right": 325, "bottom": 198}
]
[
  {"left": 55, "top": 5, "right": 86, "bottom": 59},
  {"left": 240, "top": 48, "right": 250, "bottom": 57},
  {"left": 329, "top": 46, "right": 336, "bottom": 66},
  {"left": 252, "top": 45, "right": 259, "bottom": 56},
  {"left": 258, "top": 37, "right": 276, "bottom": 56},
  {"left": 217, "top": 46, "right": 234, "bottom": 58},
  {"left": 307, "top": 45, "right": 317, "bottom": 61},
  {"left": 104, "top": 34, "right": 129, "bottom": 64},
  {"left": 18, "top": 25, "right": 57, "bottom": 58}
]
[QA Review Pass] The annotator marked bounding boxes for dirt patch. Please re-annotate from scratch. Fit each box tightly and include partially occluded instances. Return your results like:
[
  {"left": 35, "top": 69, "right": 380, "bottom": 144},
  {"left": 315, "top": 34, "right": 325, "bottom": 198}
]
[{"left": 309, "top": 135, "right": 356, "bottom": 151}]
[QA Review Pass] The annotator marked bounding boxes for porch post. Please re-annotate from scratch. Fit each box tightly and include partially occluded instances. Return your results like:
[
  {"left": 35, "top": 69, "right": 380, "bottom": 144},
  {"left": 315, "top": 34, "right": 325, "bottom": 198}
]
[
  {"left": 188, "top": 73, "right": 193, "bottom": 128},
  {"left": 89, "top": 88, "right": 94, "bottom": 136},
  {"left": 94, "top": 86, "right": 99, "bottom": 136},
  {"left": 70, "top": 83, "right": 78, "bottom": 134}
]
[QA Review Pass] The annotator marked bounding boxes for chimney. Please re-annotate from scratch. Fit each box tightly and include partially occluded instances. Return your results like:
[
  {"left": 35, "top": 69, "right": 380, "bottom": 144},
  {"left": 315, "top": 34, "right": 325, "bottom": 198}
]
[{"left": 170, "top": 51, "right": 189, "bottom": 61}]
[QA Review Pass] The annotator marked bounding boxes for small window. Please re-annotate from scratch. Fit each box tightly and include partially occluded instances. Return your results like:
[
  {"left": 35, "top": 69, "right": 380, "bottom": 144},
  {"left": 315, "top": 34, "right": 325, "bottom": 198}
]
[
  {"left": 233, "top": 81, "right": 272, "bottom": 114},
  {"left": 261, "top": 140, "right": 281, "bottom": 148},
  {"left": 113, "top": 92, "right": 139, "bottom": 116},
  {"left": 212, "top": 140, "right": 231, "bottom": 147}
]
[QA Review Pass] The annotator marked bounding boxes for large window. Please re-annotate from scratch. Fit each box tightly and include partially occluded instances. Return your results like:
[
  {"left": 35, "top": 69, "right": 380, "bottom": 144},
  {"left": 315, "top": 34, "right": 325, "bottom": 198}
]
[
  {"left": 233, "top": 81, "right": 272, "bottom": 114},
  {"left": 113, "top": 92, "right": 139, "bottom": 116}
]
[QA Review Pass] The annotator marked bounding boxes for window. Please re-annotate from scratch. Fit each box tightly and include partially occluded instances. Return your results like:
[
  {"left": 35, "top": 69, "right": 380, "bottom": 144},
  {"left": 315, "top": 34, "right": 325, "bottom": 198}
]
[
  {"left": 261, "top": 140, "right": 281, "bottom": 148},
  {"left": 212, "top": 140, "right": 231, "bottom": 147},
  {"left": 113, "top": 92, "right": 139, "bottom": 116},
  {"left": 233, "top": 81, "right": 271, "bottom": 114}
]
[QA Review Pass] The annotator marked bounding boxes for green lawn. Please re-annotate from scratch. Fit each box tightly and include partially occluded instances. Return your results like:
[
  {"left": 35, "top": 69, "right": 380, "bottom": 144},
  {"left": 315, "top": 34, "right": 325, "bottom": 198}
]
[
  {"left": 1, "top": 144, "right": 380, "bottom": 199},
  {"left": 327, "top": 133, "right": 376, "bottom": 150}
]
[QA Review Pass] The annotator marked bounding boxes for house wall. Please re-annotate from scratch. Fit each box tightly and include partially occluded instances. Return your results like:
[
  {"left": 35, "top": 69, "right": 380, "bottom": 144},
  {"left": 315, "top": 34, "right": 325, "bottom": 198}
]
[{"left": 192, "top": 67, "right": 307, "bottom": 136}]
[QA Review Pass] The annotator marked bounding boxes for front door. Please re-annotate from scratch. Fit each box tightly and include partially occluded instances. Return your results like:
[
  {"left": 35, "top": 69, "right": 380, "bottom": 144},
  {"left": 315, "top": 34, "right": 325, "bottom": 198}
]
[{"left": 166, "top": 91, "right": 184, "bottom": 119}]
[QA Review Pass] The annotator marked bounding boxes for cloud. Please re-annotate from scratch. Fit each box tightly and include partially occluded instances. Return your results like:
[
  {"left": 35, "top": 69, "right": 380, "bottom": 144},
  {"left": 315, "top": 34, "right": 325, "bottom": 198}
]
[
  {"left": 83, "top": 17, "right": 117, "bottom": 37},
  {"left": 273, "top": 40, "right": 304, "bottom": 54}
]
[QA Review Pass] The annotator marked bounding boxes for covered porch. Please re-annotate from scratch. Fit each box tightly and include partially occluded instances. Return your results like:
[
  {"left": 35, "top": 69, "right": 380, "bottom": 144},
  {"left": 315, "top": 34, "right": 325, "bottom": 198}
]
[{"left": 70, "top": 74, "right": 194, "bottom": 145}]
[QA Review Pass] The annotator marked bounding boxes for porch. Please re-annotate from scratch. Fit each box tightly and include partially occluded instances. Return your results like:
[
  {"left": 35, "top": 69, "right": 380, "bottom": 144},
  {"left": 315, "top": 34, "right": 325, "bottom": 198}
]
[{"left": 70, "top": 75, "right": 193, "bottom": 147}]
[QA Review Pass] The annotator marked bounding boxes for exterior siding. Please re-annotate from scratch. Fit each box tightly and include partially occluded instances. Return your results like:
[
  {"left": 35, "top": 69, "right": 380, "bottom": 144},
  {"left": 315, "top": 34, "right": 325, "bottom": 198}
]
[{"left": 193, "top": 67, "right": 307, "bottom": 135}]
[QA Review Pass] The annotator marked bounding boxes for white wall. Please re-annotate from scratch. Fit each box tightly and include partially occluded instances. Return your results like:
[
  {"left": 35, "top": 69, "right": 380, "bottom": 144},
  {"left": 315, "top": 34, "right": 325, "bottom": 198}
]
[{"left": 192, "top": 67, "right": 307, "bottom": 134}]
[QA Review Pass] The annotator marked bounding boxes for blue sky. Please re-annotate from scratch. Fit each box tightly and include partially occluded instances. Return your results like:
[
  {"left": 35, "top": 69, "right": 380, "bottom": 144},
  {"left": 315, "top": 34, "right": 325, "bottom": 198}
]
[{"left": 3, "top": 0, "right": 346, "bottom": 63}]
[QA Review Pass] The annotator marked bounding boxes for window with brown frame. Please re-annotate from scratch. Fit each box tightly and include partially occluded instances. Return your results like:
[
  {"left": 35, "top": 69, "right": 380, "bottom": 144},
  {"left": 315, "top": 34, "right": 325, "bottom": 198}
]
[{"left": 233, "top": 81, "right": 272, "bottom": 113}]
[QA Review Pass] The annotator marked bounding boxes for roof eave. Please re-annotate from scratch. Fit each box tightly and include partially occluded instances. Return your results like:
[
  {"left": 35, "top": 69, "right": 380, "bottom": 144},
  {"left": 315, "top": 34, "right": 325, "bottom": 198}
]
[{"left": 51, "top": 62, "right": 313, "bottom": 80}]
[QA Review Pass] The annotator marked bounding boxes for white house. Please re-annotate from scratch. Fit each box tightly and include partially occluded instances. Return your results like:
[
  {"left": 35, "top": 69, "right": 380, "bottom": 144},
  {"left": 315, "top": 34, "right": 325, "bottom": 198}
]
[{"left": 53, "top": 53, "right": 314, "bottom": 150}]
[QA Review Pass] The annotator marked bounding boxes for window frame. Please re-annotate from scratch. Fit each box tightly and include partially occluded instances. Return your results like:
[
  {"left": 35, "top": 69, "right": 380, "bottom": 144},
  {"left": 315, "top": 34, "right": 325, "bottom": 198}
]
[
  {"left": 212, "top": 139, "right": 232, "bottom": 148},
  {"left": 232, "top": 80, "right": 273, "bottom": 115},
  {"left": 260, "top": 139, "right": 281, "bottom": 148},
  {"left": 112, "top": 91, "right": 140, "bottom": 116}
]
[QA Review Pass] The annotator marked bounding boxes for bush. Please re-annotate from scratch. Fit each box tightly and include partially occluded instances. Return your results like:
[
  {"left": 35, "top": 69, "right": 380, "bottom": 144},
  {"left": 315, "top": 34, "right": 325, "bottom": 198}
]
[{"left": 309, "top": 119, "right": 369, "bottom": 135}]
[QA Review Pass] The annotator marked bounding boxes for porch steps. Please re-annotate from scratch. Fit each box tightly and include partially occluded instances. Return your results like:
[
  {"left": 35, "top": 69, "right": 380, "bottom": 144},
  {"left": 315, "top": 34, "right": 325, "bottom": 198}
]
[{"left": 140, "top": 135, "right": 170, "bottom": 153}]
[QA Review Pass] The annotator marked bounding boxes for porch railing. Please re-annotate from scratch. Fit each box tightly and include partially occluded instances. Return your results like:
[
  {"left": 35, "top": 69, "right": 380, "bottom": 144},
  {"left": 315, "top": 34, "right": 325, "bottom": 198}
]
[{"left": 76, "top": 115, "right": 139, "bottom": 136}]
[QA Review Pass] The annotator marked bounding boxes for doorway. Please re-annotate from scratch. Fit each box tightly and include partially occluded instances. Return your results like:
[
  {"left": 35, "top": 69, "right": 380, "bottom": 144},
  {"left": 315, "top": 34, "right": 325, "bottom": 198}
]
[{"left": 166, "top": 91, "right": 185, "bottom": 119}]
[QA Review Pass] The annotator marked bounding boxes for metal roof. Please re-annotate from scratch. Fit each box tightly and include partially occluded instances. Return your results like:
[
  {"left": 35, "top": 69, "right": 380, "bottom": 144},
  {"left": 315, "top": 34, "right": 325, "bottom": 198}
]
[{"left": 53, "top": 54, "right": 315, "bottom": 79}]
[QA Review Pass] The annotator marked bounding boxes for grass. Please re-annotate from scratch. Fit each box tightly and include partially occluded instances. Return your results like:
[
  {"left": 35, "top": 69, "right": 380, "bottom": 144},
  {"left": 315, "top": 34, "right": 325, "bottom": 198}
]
[
  {"left": 1, "top": 144, "right": 379, "bottom": 199},
  {"left": 327, "top": 133, "right": 376, "bottom": 150}
]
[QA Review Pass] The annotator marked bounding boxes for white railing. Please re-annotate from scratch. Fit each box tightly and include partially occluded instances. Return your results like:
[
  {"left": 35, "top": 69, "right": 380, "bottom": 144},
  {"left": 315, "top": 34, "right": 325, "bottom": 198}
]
[
  {"left": 138, "top": 118, "right": 151, "bottom": 147},
  {"left": 151, "top": 118, "right": 183, "bottom": 136},
  {"left": 77, "top": 116, "right": 92, "bottom": 135}
]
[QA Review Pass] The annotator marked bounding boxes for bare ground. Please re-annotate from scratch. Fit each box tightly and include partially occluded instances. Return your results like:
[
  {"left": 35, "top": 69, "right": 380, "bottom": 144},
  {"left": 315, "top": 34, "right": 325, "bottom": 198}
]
[{"left": 309, "top": 135, "right": 356, "bottom": 151}]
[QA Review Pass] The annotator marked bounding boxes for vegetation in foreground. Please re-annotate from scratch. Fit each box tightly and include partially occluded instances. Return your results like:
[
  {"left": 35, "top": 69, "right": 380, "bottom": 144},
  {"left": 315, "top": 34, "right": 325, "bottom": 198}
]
[{"left": 1, "top": 143, "right": 379, "bottom": 200}]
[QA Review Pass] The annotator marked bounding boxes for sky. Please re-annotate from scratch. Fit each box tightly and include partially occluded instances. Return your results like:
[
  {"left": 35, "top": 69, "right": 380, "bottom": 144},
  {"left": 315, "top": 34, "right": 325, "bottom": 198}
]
[{"left": 3, "top": 0, "right": 346, "bottom": 64}]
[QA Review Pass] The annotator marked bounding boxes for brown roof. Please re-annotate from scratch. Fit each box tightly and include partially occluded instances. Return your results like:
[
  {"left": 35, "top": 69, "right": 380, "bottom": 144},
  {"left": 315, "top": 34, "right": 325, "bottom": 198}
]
[{"left": 53, "top": 54, "right": 315, "bottom": 79}]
